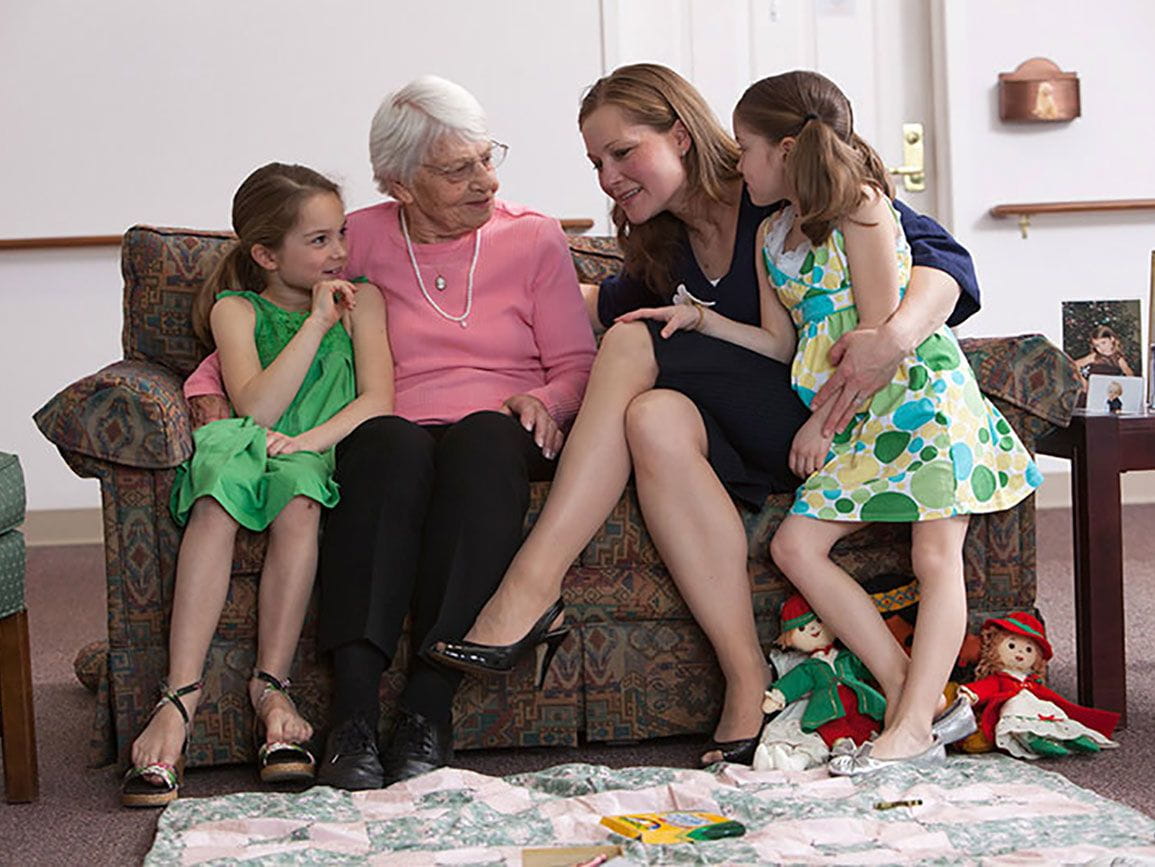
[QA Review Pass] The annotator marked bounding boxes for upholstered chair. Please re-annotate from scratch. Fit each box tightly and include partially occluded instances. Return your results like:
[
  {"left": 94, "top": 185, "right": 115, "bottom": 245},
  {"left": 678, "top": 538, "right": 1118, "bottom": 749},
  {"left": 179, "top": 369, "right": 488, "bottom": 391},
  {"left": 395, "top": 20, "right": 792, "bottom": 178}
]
[{"left": 0, "top": 451, "right": 37, "bottom": 802}]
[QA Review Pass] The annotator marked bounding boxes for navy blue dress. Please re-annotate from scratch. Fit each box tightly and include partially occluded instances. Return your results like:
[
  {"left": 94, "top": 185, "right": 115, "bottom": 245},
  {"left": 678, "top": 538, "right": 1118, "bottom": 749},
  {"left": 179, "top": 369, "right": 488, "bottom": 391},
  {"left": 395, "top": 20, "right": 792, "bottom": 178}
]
[{"left": 597, "top": 189, "right": 981, "bottom": 507}]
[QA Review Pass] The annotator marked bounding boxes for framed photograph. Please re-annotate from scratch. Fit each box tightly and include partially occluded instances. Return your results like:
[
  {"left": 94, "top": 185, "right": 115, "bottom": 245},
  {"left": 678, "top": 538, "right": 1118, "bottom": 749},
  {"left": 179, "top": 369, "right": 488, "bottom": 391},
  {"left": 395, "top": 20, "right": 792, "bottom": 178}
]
[
  {"left": 1150, "top": 252, "right": 1155, "bottom": 408},
  {"left": 1062, "top": 300, "right": 1143, "bottom": 411},
  {"left": 1150, "top": 344, "right": 1155, "bottom": 410},
  {"left": 1087, "top": 374, "right": 1145, "bottom": 415}
]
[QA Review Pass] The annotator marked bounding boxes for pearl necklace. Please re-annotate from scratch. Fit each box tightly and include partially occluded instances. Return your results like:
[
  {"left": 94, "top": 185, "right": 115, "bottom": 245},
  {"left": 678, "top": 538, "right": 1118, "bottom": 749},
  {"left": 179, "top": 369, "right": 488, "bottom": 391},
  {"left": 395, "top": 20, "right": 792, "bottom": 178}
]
[{"left": 400, "top": 209, "right": 480, "bottom": 328}]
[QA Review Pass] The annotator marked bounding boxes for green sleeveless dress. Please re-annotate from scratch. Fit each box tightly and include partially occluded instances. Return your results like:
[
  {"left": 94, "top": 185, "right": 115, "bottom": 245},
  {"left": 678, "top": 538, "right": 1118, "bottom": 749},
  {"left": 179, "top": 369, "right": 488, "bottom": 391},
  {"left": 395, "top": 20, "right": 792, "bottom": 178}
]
[{"left": 170, "top": 291, "right": 355, "bottom": 531}]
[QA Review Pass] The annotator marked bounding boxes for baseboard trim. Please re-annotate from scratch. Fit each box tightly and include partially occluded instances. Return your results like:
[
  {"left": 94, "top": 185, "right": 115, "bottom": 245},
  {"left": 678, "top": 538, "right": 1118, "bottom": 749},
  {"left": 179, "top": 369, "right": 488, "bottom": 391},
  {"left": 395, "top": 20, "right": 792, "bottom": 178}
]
[{"left": 24, "top": 508, "right": 103, "bottom": 547}]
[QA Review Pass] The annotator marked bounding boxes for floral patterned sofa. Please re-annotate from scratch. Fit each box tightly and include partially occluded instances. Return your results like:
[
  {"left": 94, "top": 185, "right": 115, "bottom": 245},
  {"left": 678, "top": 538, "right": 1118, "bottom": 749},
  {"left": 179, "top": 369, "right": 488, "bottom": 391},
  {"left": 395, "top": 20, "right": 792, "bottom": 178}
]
[{"left": 36, "top": 225, "right": 1082, "bottom": 769}]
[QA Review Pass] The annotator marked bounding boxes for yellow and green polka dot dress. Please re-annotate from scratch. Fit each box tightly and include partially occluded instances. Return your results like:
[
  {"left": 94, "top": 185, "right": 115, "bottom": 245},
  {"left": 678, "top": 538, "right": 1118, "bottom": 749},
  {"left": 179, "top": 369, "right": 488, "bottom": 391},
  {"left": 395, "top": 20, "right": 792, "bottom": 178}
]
[{"left": 763, "top": 204, "right": 1041, "bottom": 522}]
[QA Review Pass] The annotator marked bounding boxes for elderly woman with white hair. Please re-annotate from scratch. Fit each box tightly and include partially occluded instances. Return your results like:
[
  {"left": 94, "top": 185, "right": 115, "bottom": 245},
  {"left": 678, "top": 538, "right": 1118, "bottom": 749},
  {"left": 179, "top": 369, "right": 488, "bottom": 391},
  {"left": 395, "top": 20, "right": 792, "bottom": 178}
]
[
  {"left": 315, "top": 76, "right": 596, "bottom": 788},
  {"left": 183, "top": 74, "right": 595, "bottom": 790}
]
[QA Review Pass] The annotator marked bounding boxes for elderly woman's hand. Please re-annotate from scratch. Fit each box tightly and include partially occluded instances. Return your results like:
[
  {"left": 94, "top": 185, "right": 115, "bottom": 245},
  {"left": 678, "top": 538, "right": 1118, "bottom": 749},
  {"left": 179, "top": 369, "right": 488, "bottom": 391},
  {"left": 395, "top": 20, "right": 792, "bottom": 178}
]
[{"left": 502, "top": 394, "right": 563, "bottom": 460}]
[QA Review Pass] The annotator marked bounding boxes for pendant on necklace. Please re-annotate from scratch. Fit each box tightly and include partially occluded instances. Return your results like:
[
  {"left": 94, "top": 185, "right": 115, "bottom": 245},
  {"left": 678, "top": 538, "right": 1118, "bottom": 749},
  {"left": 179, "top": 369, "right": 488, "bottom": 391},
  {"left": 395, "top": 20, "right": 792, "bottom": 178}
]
[
  {"left": 459, "top": 319, "right": 468, "bottom": 329},
  {"left": 434, "top": 275, "right": 447, "bottom": 291}
]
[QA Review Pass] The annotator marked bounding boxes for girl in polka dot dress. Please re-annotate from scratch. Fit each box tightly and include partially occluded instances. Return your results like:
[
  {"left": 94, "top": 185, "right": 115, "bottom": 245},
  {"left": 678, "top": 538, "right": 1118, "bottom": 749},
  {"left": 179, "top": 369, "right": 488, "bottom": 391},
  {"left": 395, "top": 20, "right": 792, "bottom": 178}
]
[{"left": 732, "top": 71, "right": 1041, "bottom": 772}]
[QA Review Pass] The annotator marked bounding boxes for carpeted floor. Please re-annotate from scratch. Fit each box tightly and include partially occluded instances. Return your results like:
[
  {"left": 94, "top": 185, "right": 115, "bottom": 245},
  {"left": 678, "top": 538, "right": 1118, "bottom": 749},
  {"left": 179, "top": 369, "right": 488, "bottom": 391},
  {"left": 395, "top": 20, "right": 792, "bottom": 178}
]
[{"left": 2, "top": 505, "right": 1153, "bottom": 865}]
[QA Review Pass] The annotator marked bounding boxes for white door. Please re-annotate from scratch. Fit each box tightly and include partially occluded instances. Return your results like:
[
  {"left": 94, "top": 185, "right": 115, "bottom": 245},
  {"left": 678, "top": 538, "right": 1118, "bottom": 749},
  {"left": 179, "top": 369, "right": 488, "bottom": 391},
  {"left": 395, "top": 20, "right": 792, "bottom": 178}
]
[{"left": 602, "top": 0, "right": 943, "bottom": 219}]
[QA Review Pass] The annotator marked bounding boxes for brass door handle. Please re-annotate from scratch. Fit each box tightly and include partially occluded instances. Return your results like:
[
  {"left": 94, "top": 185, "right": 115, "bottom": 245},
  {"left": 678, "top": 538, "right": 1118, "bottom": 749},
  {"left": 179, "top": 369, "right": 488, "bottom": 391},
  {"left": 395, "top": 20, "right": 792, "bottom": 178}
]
[{"left": 888, "top": 123, "right": 925, "bottom": 193}]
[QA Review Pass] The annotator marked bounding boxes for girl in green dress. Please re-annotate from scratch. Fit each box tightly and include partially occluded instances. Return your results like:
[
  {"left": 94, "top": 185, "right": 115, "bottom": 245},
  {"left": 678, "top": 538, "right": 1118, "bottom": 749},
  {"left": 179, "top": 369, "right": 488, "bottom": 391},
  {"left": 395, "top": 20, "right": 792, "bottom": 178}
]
[
  {"left": 121, "top": 163, "right": 394, "bottom": 807},
  {"left": 731, "top": 72, "right": 1040, "bottom": 775}
]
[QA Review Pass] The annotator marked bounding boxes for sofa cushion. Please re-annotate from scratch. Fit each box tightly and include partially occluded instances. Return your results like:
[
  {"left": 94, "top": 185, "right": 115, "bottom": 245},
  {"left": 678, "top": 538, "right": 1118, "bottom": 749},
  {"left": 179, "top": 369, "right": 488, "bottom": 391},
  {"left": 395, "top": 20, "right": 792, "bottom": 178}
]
[
  {"left": 0, "top": 452, "right": 25, "bottom": 535},
  {"left": 121, "top": 226, "right": 232, "bottom": 378}
]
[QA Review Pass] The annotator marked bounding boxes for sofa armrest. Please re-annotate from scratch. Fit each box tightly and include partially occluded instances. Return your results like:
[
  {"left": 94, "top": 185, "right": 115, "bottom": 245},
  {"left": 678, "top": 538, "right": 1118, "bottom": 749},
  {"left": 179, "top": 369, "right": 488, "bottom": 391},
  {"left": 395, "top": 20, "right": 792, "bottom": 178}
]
[
  {"left": 960, "top": 334, "right": 1083, "bottom": 428},
  {"left": 34, "top": 360, "right": 192, "bottom": 469}
]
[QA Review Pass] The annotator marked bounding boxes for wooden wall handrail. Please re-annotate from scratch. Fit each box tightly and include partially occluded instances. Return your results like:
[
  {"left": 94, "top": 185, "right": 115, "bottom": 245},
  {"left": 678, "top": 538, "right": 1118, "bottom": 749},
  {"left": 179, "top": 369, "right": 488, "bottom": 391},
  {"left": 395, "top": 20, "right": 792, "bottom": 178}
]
[
  {"left": 990, "top": 198, "right": 1155, "bottom": 217},
  {"left": 0, "top": 235, "right": 122, "bottom": 251},
  {"left": 989, "top": 198, "right": 1155, "bottom": 238},
  {"left": 0, "top": 218, "right": 598, "bottom": 251}
]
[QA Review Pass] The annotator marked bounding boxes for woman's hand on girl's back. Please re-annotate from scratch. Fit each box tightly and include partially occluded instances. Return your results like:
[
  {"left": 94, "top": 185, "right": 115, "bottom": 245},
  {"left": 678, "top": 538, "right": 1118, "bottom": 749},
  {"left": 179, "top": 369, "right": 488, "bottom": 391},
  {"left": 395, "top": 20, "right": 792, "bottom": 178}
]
[
  {"left": 309, "top": 279, "right": 359, "bottom": 329},
  {"left": 615, "top": 304, "right": 702, "bottom": 339}
]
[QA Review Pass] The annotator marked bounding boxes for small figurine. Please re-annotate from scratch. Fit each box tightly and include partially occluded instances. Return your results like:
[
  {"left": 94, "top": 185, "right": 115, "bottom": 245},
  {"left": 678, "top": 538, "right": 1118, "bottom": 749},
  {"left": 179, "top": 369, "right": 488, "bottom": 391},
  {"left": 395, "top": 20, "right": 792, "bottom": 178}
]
[
  {"left": 760, "top": 593, "right": 885, "bottom": 762},
  {"left": 959, "top": 613, "right": 1119, "bottom": 759}
]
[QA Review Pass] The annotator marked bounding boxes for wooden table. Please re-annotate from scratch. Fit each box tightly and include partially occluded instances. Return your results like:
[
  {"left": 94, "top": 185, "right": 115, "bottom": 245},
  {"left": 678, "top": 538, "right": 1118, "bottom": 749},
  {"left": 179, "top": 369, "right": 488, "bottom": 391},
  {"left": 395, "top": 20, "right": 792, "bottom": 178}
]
[{"left": 1036, "top": 409, "right": 1155, "bottom": 727}]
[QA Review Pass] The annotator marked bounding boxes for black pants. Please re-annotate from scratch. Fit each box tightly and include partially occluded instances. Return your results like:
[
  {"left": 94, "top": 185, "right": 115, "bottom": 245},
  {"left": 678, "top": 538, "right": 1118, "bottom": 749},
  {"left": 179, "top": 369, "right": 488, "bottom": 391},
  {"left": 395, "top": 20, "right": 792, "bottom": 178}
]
[{"left": 317, "top": 411, "right": 555, "bottom": 723}]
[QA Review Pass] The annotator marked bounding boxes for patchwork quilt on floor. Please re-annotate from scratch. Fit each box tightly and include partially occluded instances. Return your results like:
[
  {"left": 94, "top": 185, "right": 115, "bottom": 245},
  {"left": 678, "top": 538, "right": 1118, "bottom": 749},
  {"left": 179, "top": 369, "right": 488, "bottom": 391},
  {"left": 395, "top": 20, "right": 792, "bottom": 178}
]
[{"left": 147, "top": 756, "right": 1155, "bottom": 864}]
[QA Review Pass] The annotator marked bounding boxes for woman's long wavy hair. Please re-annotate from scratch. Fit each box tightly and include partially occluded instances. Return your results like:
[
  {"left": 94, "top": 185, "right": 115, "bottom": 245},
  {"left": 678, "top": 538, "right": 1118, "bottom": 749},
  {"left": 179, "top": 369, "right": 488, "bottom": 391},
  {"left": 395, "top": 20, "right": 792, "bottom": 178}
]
[
  {"left": 192, "top": 163, "right": 341, "bottom": 348},
  {"left": 734, "top": 70, "right": 891, "bottom": 246},
  {"left": 578, "top": 63, "right": 741, "bottom": 298}
]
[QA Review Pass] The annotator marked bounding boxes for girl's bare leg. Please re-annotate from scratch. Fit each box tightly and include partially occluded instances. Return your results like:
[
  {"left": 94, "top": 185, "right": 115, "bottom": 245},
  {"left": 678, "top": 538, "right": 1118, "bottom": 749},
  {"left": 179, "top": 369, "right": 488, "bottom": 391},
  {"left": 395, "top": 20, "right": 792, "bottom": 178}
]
[
  {"left": 770, "top": 514, "right": 911, "bottom": 721},
  {"left": 870, "top": 516, "right": 969, "bottom": 759},
  {"left": 130, "top": 498, "right": 237, "bottom": 772},
  {"left": 463, "top": 322, "right": 658, "bottom": 645},
  {"left": 249, "top": 496, "right": 320, "bottom": 746},
  {"left": 620, "top": 390, "right": 771, "bottom": 762}
]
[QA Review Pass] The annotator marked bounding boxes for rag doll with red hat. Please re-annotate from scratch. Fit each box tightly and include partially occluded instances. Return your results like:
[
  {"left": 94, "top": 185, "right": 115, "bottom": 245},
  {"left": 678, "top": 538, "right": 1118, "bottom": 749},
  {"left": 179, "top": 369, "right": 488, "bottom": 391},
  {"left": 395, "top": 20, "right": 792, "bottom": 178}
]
[
  {"left": 761, "top": 593, "right": 886, "bottom": 759},
  {"left": 958, "top": 613, "right": 1119, "bottom": 759}
]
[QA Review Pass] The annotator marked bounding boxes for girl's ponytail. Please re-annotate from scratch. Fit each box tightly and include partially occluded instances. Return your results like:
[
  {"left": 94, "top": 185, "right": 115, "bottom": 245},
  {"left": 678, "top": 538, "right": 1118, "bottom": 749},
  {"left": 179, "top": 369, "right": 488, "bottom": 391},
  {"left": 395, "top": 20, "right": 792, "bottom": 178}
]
[
  {"left": 790, "top": 119, "right": 874, "bottom": 246},
  {"left": 849, "top": 132, "right": 893, "bottom": 199},
  {"left": 193, "top": 241, "right": 267, "bottom": 348}
]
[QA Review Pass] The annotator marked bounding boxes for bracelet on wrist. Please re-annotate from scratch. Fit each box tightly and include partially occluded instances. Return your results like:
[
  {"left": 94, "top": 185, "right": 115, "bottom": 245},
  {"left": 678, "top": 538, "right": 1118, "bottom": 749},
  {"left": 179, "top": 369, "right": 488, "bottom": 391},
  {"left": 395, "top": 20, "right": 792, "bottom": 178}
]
[{"left": 692, "top": 302, "right": 706, "bottom": 331}]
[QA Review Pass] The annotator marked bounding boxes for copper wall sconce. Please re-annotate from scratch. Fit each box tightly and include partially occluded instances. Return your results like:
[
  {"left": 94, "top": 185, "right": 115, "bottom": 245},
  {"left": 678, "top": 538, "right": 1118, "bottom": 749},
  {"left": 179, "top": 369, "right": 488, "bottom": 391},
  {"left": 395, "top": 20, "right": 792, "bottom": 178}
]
[{"left": 999, "top": 57, "right": 1080, "bottom": 122}]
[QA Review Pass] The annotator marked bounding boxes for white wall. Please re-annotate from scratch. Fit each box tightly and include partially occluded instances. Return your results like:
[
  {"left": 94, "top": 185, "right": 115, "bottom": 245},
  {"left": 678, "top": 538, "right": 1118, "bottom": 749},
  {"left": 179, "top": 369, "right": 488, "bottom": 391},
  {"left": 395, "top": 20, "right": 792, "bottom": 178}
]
[
  {"left": 7, "top": 0, "right": 1153, "bottom": 517},
  {"left": 938, "top": 0, "right": 1155, "bottom": 344},
  {"left": 936, "top": 0, "right": 1155, "bottom": 489},
  {"left": 1, "top": 1, "right": 605, "bottom": 512}
]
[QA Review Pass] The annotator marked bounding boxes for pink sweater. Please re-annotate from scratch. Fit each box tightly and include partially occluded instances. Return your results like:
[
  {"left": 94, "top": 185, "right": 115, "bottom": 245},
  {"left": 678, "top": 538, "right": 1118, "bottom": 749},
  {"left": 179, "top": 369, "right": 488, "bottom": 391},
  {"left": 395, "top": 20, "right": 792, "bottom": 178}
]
[{"left": 185, "top": 199, "right": 596, "bottom": 427}]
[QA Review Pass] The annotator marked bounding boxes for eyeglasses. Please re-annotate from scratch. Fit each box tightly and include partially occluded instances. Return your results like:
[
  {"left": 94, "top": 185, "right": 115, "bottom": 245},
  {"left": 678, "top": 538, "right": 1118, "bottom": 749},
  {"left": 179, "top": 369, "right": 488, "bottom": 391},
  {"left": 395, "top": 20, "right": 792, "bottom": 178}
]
[{"left": 421, "top": 140, "right": 508, "bottom": 184}]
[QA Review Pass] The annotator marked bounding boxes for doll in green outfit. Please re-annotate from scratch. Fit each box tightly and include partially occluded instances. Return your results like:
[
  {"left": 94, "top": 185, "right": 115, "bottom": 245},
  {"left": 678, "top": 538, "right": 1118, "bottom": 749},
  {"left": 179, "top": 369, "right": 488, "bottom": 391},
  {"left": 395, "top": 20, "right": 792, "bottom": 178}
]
[
  {"left": 761, "top": 592, "right": 885, "bottom": 760},
  {"left": 121, "top": 163, "right": 394, "bottom": 807}
]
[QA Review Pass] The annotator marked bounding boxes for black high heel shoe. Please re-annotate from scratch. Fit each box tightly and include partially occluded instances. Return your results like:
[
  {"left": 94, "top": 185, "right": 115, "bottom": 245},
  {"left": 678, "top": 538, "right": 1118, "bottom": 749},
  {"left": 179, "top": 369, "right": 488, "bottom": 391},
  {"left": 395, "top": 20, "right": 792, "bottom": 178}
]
[
  {"left": 425, "top": 598, "right": 569, "bottom": 689},
  {"left": 700, "top": 713, "right": 775, "bottom": 768}
]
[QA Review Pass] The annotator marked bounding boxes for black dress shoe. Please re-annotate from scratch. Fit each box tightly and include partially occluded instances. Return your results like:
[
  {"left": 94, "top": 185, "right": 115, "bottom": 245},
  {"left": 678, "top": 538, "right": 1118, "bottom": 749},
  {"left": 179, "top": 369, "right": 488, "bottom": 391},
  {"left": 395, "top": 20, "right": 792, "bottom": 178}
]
[
  {"left": 381, "top": 708, "right": 453, "bottom": 787},
  {"left": 316, "top": 717, "right": 385, "bottom": 791}
]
